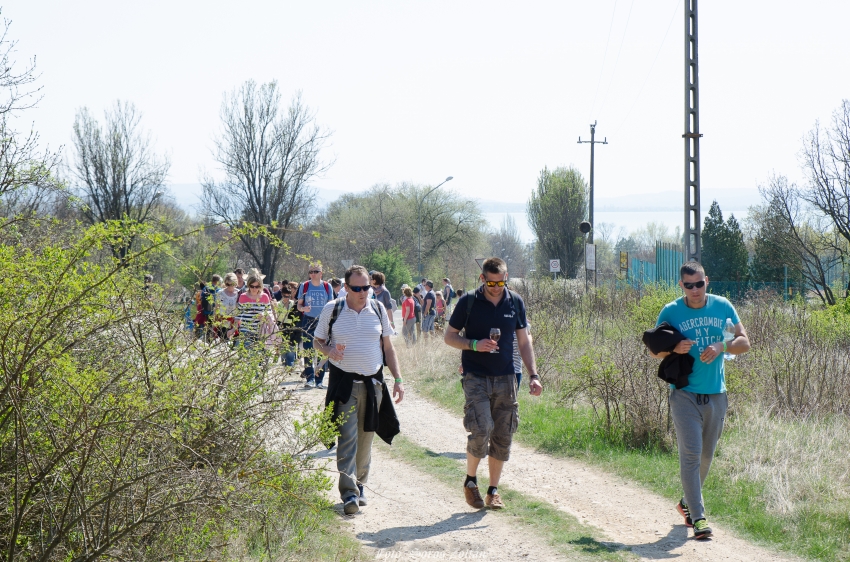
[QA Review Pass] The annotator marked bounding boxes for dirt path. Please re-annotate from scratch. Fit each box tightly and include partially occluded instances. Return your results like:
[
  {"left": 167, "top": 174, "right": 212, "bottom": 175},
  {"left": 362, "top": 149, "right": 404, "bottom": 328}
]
[{"left": 286, "top": 374, "right": 800, "bottom": 561}]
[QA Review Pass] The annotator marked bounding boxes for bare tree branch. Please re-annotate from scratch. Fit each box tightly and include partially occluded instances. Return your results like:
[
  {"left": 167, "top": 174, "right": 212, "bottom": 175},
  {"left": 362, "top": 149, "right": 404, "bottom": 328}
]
[{"left": 202, "top": 82, "right": 331, "bottom": 281}]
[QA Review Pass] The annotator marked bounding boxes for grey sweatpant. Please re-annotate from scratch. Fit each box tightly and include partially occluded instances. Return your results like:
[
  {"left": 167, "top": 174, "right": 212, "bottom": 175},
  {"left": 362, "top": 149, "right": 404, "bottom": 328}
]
[{"left": 669, "top": 389, "right": 728, "bottom": 522}]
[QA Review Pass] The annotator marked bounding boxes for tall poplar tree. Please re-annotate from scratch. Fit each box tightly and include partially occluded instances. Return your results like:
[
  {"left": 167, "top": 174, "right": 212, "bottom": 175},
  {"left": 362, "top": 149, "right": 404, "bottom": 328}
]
[{"left": 527, "top": 166, "right": 588, "bottom": 278}]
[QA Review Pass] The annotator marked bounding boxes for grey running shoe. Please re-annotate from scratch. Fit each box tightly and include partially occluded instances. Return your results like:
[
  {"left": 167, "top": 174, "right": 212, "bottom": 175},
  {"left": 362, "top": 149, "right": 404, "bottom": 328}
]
[
  {"left": 358, "top": 484, "right": 367, "bottom": 506},
  {"left": 693, "top": 518, "right": 713, "bottom": 539}
]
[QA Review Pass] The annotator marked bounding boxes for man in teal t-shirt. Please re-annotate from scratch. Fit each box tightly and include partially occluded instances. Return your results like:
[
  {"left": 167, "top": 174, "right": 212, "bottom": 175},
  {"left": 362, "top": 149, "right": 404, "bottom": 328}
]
[{"left": 651, "top": 261, "right": 750, "bottom": 540}]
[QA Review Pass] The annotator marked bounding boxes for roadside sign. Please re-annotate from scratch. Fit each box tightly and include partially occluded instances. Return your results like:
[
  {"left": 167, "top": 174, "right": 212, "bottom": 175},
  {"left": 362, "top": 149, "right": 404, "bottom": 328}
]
[
  {"left": 549, "top": 259, "right": 561, "bottom": 273},
  {"left": 475, "top": 258, "right": 486, "bottom": 270},
  {"left": 619, "top": 251, "right": 629, "bottom": 271},
  {"left": 341, "top": 259, "right": 353, "bottom": 270},
  {"left": 585, "top": 245, "right": 596, "bottom": 271}
]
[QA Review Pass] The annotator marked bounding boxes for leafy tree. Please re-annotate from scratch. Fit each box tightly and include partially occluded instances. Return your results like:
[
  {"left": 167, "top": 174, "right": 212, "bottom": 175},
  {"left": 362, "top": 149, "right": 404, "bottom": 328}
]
[
  {"left": 701, "top": 200, "right": 748, "bottom": 281},
  {"left": 309, "top": 183, "right": 484, "bottom": 282},
  {"left": 363, "top": 247, "right": 413, "bottom": 293},
  {"left": 527, "top": 166, "right": 587, "bottom": 278},
  {"left": 202, "top": 82, "right": 330, "bottom": 282},
  {"left": 749, "top": 196, "right": 802, "bottom": 284}
]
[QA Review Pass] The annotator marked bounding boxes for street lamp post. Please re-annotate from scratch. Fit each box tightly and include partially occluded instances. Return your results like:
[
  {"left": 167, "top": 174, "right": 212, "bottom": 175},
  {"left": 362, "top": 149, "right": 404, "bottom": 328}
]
[{"left": 417, "top": 176, "right": 453, "bottom": 278}]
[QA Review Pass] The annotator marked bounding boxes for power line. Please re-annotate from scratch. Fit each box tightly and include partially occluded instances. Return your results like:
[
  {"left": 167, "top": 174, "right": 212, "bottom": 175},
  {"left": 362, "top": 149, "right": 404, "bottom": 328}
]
[
  {"left": 597, "top": 0, "right": 635, "bottom": 118},
  {"left": 612, "top": 0, "right": 682, "bottom": 135},
  {"left": 588, "top": 0, "right": 619, "bottom": 121}
]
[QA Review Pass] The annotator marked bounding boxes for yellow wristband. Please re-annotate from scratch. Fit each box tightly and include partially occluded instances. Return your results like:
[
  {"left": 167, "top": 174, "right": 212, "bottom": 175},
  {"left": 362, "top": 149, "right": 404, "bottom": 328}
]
[
  {"left": 471, "top": 339, "right": 477, "bottom": 352},
  {"left": 722, "top": 341, "right": 727, "bottom": 352}
]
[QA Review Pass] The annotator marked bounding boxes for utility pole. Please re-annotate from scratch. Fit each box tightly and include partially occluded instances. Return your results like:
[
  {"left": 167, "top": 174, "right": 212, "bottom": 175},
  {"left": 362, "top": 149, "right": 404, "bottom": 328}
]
[
  {"left": 684, "top": 0, "right": 703, "bottom": 262},
  {"left": 578, "top": 121, "right": 608, "bottom": 244}
]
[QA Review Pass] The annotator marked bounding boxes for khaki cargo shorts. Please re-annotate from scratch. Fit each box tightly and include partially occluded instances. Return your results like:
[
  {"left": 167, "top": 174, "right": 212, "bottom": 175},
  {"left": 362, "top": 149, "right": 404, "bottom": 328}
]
[{"left": 462, "top": 373, "right": 519, "bottom": 461}]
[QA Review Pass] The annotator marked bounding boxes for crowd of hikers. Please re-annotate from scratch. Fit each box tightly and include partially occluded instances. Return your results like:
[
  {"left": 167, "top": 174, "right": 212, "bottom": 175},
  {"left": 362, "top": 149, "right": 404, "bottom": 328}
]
[
  {"left": 182, "top": 265, "right": 460, "bottom": 386},
  {"left": 173, "top": 258, "right": 748, "bottom": 540}
]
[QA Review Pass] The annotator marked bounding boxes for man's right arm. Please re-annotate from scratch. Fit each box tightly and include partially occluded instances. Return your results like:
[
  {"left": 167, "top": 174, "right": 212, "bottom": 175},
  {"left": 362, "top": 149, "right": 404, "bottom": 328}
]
[{"left": 444, "top": 325, "right": 498, "bottom": 352}]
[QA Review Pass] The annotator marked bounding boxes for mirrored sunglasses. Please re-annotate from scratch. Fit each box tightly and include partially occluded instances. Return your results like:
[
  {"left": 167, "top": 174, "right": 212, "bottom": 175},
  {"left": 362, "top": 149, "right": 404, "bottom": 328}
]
[{"left": 484, "top": 280, "right": 507, "bottom": 287}]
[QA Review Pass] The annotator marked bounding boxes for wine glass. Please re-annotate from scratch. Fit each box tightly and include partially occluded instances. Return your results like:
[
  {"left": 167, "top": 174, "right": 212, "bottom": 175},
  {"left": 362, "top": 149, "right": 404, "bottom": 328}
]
[{"left": 489, "top": 328, "right": 501, "bottom": 353}]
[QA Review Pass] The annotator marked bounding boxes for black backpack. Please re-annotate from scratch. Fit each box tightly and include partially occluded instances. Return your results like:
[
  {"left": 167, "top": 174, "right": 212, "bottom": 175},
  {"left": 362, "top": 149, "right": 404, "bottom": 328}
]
[{"left": 200, "top": 286, "right": 216, "bottom": 316}]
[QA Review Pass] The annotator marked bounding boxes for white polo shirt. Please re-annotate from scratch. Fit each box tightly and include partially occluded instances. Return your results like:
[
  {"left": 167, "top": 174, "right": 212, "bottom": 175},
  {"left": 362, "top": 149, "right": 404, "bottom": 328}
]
[{"left": 314, "top": 298, "right": 392, "bottom": 377}]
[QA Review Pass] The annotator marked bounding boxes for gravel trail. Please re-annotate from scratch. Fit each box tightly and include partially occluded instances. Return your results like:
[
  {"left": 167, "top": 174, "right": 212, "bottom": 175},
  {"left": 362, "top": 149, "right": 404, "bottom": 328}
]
[{"left": 287, "top": 373, "right": 799, "bottom": 562}]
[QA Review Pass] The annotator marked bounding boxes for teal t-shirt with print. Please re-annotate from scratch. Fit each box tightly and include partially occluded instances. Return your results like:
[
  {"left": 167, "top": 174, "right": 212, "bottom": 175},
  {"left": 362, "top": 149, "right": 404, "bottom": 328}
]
[{"left": 656, "top": 294, "right": 740, "bottom": 394}]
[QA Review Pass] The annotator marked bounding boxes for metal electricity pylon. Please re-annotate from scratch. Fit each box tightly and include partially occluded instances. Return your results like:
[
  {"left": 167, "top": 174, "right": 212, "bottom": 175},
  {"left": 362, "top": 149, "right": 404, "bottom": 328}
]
[{"left": 683, "top": 0, "right": 703, "bottom": 262}]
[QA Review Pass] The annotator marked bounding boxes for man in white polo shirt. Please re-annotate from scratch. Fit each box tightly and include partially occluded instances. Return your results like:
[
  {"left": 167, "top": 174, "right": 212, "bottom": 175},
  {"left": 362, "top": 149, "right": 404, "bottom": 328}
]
[{"left": 313, "top": 265, "right": 404, "bottom": 515}]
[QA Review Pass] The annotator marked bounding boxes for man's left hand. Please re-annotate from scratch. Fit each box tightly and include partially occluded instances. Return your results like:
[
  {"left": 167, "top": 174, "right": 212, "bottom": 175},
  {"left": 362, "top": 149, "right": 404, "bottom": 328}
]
[
  {"left": 393, "top": 382, "right": 404, "bottom": 404},
  {"left": 529, "top": 377, "right": 543, "bottom": 396},
  {"left": 700, "top": 342, "right": 723, "bottom": 364}
]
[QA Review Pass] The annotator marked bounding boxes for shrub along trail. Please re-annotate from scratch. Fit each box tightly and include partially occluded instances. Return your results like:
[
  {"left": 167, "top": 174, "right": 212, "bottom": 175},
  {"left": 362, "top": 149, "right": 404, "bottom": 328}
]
[{"left": 291, "top": 378, "right": 799, "bottom": 561}]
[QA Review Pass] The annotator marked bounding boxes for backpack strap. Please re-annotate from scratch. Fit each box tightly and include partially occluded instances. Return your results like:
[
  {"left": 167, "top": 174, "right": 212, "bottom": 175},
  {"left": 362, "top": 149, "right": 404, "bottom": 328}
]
[
  {"left": 370, "top": 299, "right": 388, "bottom": 367},
  {"left": 323, "top": 281, "right": 332, "bottom": 298},
  {"left": 369, "top": 300, "right": 386, "bottom": 337},
  {"left": 462, "top": 291, "right": 475, "bottom": 335},
  {"left": 508, "top": 289, "right": 520, "bottom": 316},
  {"left": 325, "top": 298, "right": 346, "bottom": 343}
]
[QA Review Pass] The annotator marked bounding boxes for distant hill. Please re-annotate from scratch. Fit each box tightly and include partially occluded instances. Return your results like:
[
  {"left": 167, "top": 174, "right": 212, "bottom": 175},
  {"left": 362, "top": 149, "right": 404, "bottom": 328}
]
[
  {"left": 596, "top": 188, "right": 761, "bottom": 212},
  {"left": 167, "top": 183, "right": 762, "bottom": 216}
]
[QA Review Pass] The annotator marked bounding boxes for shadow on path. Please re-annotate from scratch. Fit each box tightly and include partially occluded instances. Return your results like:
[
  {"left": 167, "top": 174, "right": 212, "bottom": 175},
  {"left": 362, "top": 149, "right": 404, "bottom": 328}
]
[
  {"left": 355, "top": 511, "right": 489, "bottom": 548},
  {"left": 616, "top": 524, "right": 694, "bottom": 559},
  {"left": 425, "top": 450, "right": 466, "bottom": 460}
]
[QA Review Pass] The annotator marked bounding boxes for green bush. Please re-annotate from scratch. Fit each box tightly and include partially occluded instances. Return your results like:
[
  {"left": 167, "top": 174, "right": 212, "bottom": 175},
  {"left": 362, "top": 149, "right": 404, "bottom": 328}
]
[{"left": 0, "top": 219, "right": 336, "bottom": 561}]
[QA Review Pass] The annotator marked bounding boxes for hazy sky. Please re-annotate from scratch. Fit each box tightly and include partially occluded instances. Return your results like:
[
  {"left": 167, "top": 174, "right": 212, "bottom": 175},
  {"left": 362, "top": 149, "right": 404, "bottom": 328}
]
[{"left": 4, "top": 1, "right": 849, "bottom": 210}]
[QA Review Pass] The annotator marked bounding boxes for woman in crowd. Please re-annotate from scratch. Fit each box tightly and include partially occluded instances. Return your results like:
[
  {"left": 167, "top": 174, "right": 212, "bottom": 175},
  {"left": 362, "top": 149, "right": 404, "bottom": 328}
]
[
  {"left": 275, "top": 283, "right": 302, "bottom": 367},
  {"left": 401, "top": 286, "right": 417, "bottom": 345},
  {"left": 370, "top": 271, "right": 395, "bottom": 329},
  {"left": 216, "top": 272, "right": 240, "bottom": 340},
  {"left": 231, "top": 272, "right": 274, "bottom": 350}
]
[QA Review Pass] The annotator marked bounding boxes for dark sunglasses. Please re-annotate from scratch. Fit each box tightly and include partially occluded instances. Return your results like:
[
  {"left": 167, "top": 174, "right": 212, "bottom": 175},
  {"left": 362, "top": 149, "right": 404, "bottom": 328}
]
[
  {"left": 249, "top": 284, "right": 261, "bottom": 289},
  {"left": 309, "top": 270, "right": 321, "bottom": 274},
  {"left": 347, "top": 285, "right": 370, "bottom": 293},
  {"left": 682, "top": 280, "right": 706, "bottom": 290},
  {"left": 484, "top": 280, "right": 507, "bottom": 287}
]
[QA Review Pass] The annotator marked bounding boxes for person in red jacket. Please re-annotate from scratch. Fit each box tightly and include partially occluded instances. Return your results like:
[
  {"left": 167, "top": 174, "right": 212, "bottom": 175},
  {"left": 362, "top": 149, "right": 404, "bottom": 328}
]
[{"left": 400, "top": 286, "right": 417, "bottom": 345}]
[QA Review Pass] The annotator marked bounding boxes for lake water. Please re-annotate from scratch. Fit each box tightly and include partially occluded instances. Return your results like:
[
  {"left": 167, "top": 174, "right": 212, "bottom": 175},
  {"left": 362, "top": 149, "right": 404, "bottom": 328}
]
[{"left": 484, "top": 210, "right": 750, "bottom": 243}]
